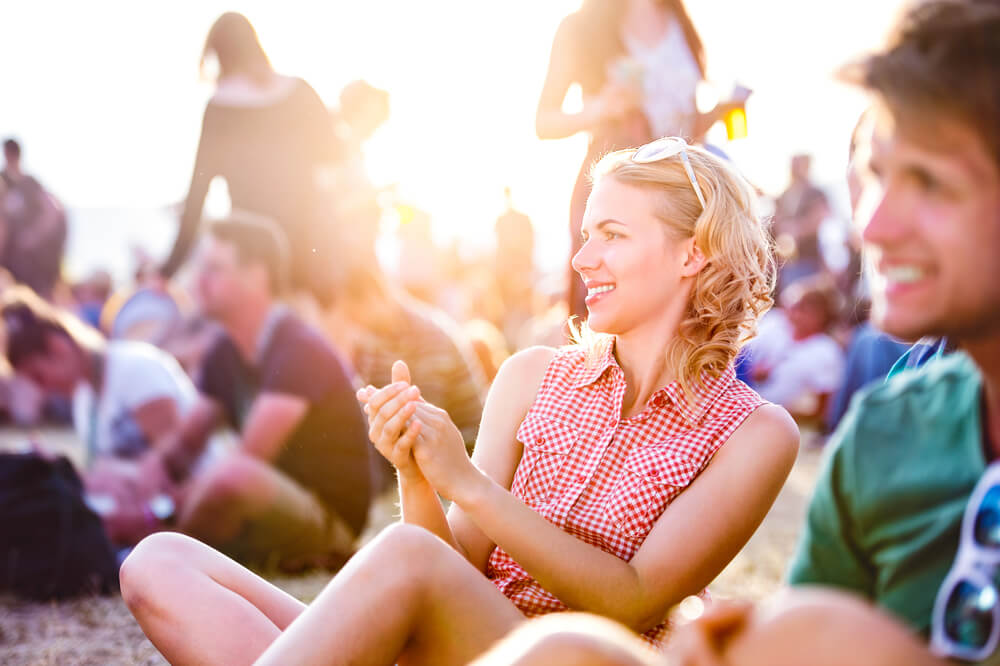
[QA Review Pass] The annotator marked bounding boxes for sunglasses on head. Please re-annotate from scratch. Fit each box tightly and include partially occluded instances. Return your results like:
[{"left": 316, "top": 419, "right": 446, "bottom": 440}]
[
  {"left": 931, "top": 462, "right": 1000, "bottom": 662},
  {"left": 630, "top": 137, "right": 707, "bottom": 210}
]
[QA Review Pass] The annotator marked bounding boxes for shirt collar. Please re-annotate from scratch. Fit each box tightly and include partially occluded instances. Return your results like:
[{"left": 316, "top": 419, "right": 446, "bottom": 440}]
[
  {"left": 571, "top": 336, "right": 619, "bottom": 389},
  {"left": 657, "top": 364, "right": 737, "bottom": 426},
  {"left": 255, "top": 304, "right": 290, "bottom": 365},
  {"left": 572, "top": 337, "right": 737, "bottom": 426}
]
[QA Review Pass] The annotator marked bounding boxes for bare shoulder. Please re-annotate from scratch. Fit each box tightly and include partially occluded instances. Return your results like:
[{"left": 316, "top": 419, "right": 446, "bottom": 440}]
[
  {"left": 726, "top": 403, "right": 800, "bottom": 464},
  {"left": 479, "top": 346, "right": 557, "bottom": 438},
  {"left": 495, "top": 345, "right": 558, "bottom": 386}
]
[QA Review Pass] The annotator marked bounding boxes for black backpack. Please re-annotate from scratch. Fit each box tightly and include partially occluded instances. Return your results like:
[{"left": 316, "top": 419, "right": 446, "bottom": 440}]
[{"left": 0, "top": 452, "right": 119, "bottom": 599}]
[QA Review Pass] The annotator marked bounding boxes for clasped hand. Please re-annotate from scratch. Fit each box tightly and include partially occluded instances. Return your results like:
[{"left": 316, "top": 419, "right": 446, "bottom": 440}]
[{"left": 356, "top": 360, "right": 476, "bottom": 501}]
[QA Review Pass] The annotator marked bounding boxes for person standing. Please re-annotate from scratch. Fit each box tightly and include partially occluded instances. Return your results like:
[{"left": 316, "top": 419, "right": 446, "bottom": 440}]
[
  {"left": 162, "top": 13, "right": 342, "bottom": 303},
  {"left": 1, "top": 138, "right": 67, "bottom": 299},
  {"left": 536, "top": 0, "right": 740, "bottom": 318}
]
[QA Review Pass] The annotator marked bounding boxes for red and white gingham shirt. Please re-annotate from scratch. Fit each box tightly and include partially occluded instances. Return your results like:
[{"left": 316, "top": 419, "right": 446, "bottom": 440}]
[{"left": 486, "top": 339, "right": 765, "bottom": 646}]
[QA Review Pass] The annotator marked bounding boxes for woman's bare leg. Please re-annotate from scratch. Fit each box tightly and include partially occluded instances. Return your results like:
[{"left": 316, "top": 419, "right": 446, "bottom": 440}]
[
  {"left": 120, "top": 532, "right": 306, "bottom": 665},
  {"left": 255, "top": 522, "right": 525, "bottom": 666}
]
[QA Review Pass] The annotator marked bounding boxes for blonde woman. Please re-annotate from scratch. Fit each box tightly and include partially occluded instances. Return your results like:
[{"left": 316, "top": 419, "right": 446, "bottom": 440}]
[{"left": 120, "top": 139, "right": 798, "bottom": 665}]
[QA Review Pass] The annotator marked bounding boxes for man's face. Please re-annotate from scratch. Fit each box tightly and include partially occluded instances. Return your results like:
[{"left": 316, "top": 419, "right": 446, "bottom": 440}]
[
  {"left": 858, "top": 107, "right": 1000, "bottom": 342},
  {"left": 195, "top": 238, "right": 248, "bottom": 319}
]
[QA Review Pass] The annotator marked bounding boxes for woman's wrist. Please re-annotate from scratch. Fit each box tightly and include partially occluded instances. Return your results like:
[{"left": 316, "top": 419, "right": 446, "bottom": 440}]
[
  {"left": 397, "top": 469, "right": 431, "bottom": 492},
  {"left": 449, "top": 464, "right": 493, "bottom": 513}
]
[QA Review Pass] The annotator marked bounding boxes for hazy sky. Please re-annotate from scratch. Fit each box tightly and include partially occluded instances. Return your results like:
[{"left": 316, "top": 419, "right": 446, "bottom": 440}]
[{"left": 2, "top": 0, "right": 903, "bottom": 279}]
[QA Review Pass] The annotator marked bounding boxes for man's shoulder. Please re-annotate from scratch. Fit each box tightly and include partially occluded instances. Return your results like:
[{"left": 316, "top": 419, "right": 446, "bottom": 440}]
[
  {"left": 106, "top": 339, "right": 178, "bottom": 375},
  {"left": 834, "top": 351, "right": 981, "bottom": 456},
  {"left": 857, "top": 350, "right": 978, "bottom": 408},
  {"left": 267, "top": 312, "right": 339, "bottom": 362}
]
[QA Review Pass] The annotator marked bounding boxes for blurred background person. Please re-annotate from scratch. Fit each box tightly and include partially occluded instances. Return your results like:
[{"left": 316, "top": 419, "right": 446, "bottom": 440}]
[
  {"left": 161, "top": 12, "right": 342, "bottom": 304},
  {"left": 493, "top": 186, "right": 537, "bottom": 349},
  {"left": 0, "top": 287, "right": 224, "bottom": 548},
  {"left": 326, "top": 79, "right": 391, "bottom": 275},
  {"left": 1, "top": 138, "right": 67, "bottom": 300},
  {"left": 323, "top": 253, "right": 486, "bottom": 456},
  {"left": 148, "top": 215, "right": 373, "bottom": 570},
  {"left": 536, "top": 0, "right": 743, "bottom": 317},
  {"left": 751, "top": 276, "right": 845, "bottom": 428}
]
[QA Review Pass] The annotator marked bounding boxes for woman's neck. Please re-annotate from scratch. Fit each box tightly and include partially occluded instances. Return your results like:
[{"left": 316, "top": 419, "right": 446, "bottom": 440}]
[
  {"left": 612, "top": 297, "right": 689, "bottom": 418},
  {"left": 622, "top": 0, "right": 671, "bottom": 48},
  {"left": 614, "top": 332, "right": 676, "bottom": 419}
]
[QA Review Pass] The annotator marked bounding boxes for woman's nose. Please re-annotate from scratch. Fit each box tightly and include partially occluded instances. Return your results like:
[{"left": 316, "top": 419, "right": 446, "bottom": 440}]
[{"left": 572, "top": 238, "right": 599, "bottom": 275}]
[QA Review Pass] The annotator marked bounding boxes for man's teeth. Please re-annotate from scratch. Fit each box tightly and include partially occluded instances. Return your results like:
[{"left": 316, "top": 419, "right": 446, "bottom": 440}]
[
  {"left": 588, "top": 285, "right": 615, "bottom": 297},
  {"left": 884, "top": 266, "right": 925, "bottom": 284}
]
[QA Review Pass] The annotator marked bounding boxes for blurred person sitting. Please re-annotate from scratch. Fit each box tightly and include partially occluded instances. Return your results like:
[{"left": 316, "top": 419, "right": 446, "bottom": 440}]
[
  {"left": 324, "top": 255, "right": 487, "bottom": 452},
  {"left": 0, "top": 287, "right": 224, "bottom": 546},
  {"left": 752, "top": 276, "right": 845, "bottom": 425},
  {"left": 162, "top": 12, "right": 342, "bottom": 304},
  {"left": 141, "top": 214, "right": 373, "bottom": 569},
  {"left": 1, "top": 138, "right": 67, "bottom": 299}
]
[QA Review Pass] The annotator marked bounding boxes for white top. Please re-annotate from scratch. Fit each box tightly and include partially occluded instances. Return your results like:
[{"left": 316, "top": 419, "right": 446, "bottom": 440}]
[
  {"left": 757, "top": 333, "right": 845, "bottom": 409},
  {"left": 623, "top": 19, "right": 700, "bottom": 139},
  {"left": 72, "top": 340, "right": 199, "bottom": 459}
]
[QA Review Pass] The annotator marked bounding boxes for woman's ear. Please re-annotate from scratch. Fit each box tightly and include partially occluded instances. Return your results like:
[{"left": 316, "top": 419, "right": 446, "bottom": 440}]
[{"left": 680, "top": 239, "right": 707, "bottom": 278}]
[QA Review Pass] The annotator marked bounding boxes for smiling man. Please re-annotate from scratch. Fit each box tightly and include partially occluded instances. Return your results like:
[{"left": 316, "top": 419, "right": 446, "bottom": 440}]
[{"left": 779, "top": 0, "right": 1000, "bottom": 661}]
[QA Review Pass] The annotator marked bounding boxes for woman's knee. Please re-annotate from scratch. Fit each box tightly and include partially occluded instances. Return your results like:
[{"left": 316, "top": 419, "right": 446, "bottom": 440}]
[
  {"left": 361, "top": 523, "right": 455, "bottom": 590},
  {"left": 120, "top": 532, "right": 202, "bottom": 612},
  {"left": 376, "top": 523, "right": 450, "bottom": 561}
]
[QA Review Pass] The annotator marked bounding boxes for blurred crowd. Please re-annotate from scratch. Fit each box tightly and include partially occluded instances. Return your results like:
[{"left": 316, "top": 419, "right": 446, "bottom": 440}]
[{"left": 4, "top": 1, "right": 1000, "bottom": 664}]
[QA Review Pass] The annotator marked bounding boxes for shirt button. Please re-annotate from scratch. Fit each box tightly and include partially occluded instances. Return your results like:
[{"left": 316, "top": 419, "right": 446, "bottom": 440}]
[
  {"left": 576, "top": 474, "right": 586, "bottom": 484},
  {"left": 536, "top": 437, "right": 545, "bottom": 444}
]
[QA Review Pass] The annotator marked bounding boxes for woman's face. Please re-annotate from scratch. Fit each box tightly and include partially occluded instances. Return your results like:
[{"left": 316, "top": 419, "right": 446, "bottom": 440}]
[{"left": 572, "top": 176, "right": 699, "bottom": 336}]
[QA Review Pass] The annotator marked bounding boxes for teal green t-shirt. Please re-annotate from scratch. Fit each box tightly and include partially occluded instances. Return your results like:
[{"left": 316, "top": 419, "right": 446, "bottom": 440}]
[{"left": 788, "top": 352, "right": 986, "bottom": 637}]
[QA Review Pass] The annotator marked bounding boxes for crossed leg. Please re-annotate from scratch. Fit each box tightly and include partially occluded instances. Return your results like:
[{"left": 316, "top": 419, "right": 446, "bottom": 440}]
[{"left": 121, "top": 523, "right": 524, "bottom": 665}]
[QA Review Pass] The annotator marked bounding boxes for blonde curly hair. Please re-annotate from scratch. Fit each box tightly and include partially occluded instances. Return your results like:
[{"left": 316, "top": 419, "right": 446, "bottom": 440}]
[{"left": 572, "top": 142, "right": 776, "bottom": 404}]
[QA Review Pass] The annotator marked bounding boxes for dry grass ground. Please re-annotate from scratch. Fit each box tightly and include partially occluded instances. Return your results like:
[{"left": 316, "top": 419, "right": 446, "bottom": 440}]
[{"left": 0, "top": 428, "right": 824, "bottom": 665}]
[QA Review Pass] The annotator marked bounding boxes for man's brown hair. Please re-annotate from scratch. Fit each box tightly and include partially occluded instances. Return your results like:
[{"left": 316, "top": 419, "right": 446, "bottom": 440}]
[
  {"left": 208, "top": 213, "right": 291, "bottom": 296},
  {"left": 840, "top": 0, "right": 1000, "bottom": 168}
]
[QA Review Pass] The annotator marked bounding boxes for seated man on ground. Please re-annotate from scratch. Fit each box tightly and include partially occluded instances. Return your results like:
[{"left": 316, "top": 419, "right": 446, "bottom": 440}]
[
  {"left": 141, "top": 215, "right": 373, "bottom": 569},
  {"left": 0, "top": 286, "right": 226, "bottom": 547}
]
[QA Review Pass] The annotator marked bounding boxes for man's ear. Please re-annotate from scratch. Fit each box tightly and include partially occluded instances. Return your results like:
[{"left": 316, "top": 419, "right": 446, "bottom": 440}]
[{"left": 681, "top": 239, "right": 707, "bottom": 278}]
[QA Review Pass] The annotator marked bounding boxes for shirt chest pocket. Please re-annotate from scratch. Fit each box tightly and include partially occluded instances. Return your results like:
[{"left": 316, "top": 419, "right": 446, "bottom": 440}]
[
  {"left": 512, "top": 416, "right": 580, "bottom": 502},
  {"left": 607, "top": 447, "right": 701, "bottom": 539}
]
